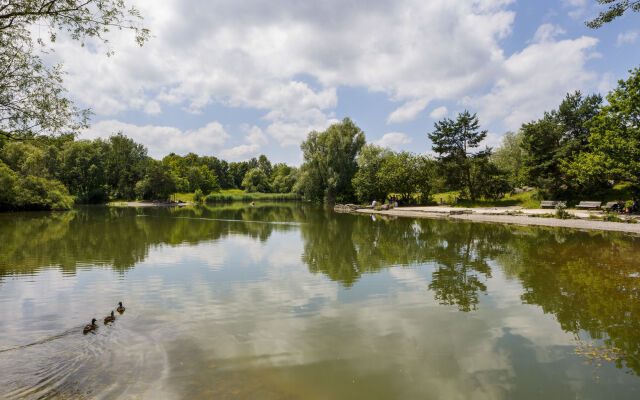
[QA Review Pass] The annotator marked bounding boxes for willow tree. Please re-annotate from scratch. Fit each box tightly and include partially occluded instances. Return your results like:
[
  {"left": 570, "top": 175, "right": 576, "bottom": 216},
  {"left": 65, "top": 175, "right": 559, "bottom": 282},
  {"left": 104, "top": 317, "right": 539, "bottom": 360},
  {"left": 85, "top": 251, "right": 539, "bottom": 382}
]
[
  {"left": 0, "top": 0, "right": 149, "bottom": 140},
  {"left": 587, "top": 1, "right": 640, "bottom": 28},
  {"left": 295, "top": 118, "right": 365, "bottom": 204}
]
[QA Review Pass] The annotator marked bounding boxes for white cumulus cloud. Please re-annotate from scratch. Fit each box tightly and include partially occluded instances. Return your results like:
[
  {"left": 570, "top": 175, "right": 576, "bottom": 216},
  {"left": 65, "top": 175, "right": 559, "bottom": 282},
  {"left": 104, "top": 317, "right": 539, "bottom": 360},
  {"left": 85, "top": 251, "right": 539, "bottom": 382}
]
[{"left": 375, "top": 132, "right": 413, "bottom": 150}]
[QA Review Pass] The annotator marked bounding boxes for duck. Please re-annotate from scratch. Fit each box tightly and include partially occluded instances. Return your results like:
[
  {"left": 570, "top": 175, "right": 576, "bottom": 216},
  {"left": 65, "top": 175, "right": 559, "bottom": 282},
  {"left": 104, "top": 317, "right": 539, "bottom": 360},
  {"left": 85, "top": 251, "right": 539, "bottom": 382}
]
[
  {"left": 83, "top": 318, "right": 98, "bottom": 334},
  {"left": 104, "top": 310, "right": 116, "bottom": 325},
  {"left": 116, "top": 301, "right": 126, "bottom": 314}
]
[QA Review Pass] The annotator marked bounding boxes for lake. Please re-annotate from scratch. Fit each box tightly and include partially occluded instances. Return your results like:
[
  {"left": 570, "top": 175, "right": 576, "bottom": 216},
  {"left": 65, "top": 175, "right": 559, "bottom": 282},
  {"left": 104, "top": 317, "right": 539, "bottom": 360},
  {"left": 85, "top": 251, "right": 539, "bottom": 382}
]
[{"left": 1, "top": 204, "right": 639, "bottom": 399}]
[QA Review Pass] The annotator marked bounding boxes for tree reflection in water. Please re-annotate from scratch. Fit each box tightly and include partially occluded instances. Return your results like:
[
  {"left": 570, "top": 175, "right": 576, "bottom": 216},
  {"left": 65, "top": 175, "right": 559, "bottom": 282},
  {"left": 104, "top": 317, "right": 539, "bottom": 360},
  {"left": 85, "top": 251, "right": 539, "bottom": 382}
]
[{"left": 1, "top": 205, "right": 639, "bottom": 375}]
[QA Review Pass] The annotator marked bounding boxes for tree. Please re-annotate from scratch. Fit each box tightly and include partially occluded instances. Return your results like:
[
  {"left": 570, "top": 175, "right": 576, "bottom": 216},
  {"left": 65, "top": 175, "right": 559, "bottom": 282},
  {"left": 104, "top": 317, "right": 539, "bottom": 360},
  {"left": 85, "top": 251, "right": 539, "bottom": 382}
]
[
  {"left": 587, "top": 1, "right": 640, "bottom": 28},
  {"left": 377, "top": 152, "right": 434, "bottom": 203},
  {"left": 0, "top": 160, "right": 17, "bottom": 207},
  {"left": 242, "top": 168, "right": 270, "bottom": 193},
  {"left": 271, "top": 164, "right": 297, "bottom": 193},
  {"left": 296, "top": 118, "right": 365, "bottom": 204},
  {"left": 257, "top": 154, "right": 273, "bottom": 178},
  {"left": 229, "top": 161, "right": 250, "bottom": 188},
  {"left": 135, "top": 161, "right": 176, "bottom": 200},
  {"left": 567, "top": 68, "right": 640, "bottom": 186},
  {"left": 492, "top": 131, "right": 526, "bottom": 187},
  {"left": 428, "top": 111, "right": 489, "bottom": 201},
  {"left": 59, "top": 139, "right": 109, "bottom": 202},
  {"left": 352, "top": 144, "right": 391, "bottom": 203},
  {"left": 187, "top": 165, "right": 220, "bottom": 194},
  {"left": 520, "top": 91, "right": 602, "bottom": 194},
  {"left": 0, "top": 0, "right": 148, "bottom": 140},
  {"left": 104, "top": 133, "right": 147, "bottom": 199}
]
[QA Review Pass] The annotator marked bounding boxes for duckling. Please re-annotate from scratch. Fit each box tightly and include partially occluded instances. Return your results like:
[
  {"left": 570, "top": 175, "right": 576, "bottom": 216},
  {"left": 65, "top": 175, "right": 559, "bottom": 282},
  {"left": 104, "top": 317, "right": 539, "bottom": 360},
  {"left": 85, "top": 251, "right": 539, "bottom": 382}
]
[
  {"left": 83, "top": 318, "right": 98, "bottom": 334},
  {"left": 104, "top": 310, "right": 116, "bottom": 325},
  {"left": 116, "top": 301, "right": 126, "bottom": 314}
]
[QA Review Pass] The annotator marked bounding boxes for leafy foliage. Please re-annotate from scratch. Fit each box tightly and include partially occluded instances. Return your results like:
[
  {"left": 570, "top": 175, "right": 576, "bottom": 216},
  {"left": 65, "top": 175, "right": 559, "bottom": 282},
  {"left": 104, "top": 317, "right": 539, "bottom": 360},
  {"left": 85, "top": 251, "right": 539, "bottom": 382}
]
[
  {"left": 428, "top": 110, "right": 493, "bottom": 200},
  {"left": 0, "top": 0, "right": 148, "bottom": 140},
  {"left": 586, "top": 0, "right": 640, "bottom": 28},
  {"left": 521, "top": 91, "right": 602, "bottom": 195},
  {"left": 242, "top": 168, "right": 270, "bottom": 193},
  {"left": 295, "top": 118, "right": 365, "bottom": 204},
  {"left": 567, "top": 68, "right": 640, "bottom": 188}
]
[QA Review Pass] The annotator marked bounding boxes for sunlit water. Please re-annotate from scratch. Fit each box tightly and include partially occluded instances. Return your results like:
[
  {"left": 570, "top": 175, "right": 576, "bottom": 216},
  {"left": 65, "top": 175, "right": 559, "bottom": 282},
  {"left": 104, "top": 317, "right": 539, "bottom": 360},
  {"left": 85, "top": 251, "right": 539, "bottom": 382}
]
[{"left": 1, "top": 204, "right": 639, "bottom": 399}]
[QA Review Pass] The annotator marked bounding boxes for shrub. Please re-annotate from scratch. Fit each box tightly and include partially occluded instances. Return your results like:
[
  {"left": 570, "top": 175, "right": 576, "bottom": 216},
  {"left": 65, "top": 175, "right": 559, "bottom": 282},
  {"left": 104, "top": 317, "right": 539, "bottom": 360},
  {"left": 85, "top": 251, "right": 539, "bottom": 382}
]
[
  {"left": 555, "top": 202, "right": 570, "bottom": 219},
  {"left": 193, "top": 189, "right": 204, "bottom": 204}
]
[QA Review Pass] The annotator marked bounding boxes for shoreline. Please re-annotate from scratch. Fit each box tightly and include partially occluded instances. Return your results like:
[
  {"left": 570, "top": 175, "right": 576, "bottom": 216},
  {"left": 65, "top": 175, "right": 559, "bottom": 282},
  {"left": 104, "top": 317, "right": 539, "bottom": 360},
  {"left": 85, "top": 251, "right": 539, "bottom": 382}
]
[
  {"left": 108, "top": 201, "right": 193, "bottom": 208},
  {"left": 350, "top": 206, "right": 640, "bottom": 235}
]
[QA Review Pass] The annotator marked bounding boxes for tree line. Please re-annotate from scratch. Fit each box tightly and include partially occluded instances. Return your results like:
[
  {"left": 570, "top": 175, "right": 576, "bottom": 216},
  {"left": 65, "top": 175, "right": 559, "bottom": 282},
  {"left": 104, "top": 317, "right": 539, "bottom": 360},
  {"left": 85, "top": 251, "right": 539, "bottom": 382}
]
[
  {"left": 0, "top": 133, "right": 300, "bottom": 210},
  {"left": 295, "top": 67, "right": 640, "bottom": 205}
]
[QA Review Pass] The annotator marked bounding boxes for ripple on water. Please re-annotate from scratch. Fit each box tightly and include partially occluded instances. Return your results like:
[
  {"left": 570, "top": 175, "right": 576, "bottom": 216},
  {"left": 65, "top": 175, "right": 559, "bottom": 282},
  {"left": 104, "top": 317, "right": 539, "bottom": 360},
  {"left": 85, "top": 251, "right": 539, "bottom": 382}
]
[{"left": 0, "top": 315, "right": 171, "bottom": 400}]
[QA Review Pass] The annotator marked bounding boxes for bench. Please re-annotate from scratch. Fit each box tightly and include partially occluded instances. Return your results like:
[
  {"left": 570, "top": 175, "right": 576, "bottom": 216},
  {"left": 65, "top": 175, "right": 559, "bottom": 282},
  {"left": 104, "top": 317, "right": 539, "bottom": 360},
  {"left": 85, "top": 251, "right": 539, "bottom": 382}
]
[
  {"left": 604, "top": 202, "right": 618, "bottom": 210},
  {"left": 576, "top": 201, "right": 602, "bottom": 209},
  {"left": 540, "top": 201, "right": 566, "bottom": 208}
]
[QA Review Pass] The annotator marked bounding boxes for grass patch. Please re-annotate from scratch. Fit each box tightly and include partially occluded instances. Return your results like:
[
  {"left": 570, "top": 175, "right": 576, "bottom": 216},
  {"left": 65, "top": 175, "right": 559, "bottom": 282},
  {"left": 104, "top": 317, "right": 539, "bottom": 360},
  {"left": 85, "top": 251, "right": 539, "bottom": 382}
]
[
  {"left": 430, "top": 190, "right": 541, "bottom": 209},
  {"left": 179, "top": 189, "right": 303, "bottom": 203}
]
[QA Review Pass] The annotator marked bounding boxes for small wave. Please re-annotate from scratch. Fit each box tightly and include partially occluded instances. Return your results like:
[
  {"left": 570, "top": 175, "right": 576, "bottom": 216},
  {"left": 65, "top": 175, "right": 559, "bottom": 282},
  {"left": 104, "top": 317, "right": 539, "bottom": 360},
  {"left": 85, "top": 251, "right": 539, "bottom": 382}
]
[{"left": 0, "top": 318, "right": 170, "bottom": 400}]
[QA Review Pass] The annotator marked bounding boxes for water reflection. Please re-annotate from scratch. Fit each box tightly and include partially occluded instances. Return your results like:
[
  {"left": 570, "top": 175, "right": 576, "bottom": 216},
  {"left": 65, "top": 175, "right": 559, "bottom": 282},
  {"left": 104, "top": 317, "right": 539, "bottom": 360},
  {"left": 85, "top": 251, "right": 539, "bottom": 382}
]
[{"left": 1, "top": 204, "right": 639, "bottom": 398}]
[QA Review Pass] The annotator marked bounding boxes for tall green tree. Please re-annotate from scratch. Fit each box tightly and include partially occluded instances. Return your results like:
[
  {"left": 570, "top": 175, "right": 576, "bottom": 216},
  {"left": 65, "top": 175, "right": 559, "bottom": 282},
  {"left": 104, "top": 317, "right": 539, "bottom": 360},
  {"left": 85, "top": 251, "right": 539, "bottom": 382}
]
[
  {"left": 567, "top": 68, "right": 640, "bottom": 187},
  {"left": 491, "top": 131, "right": 526, "bottom": 187},
  {"left": 134, "top": 161, "right": 176, "bottom": 200},
  {"left": 296, "top": 118, "right": 365, "bottom": 204},
  {"left": 587, "top": 1, "right": 640, "bottom": 28},
  {"left": 104, "top": 133, "right": 148, "bottom": 199},
  {"left": 428, "top": 111, "right": 489, "bottom": 201},
  {"left": 520, "top": 91, "right": 602, "bottom": 194},
  {"left": 242, "top": 168, "right": 270, "bottom": 193},
  {"left": 0, "top": 0, "right": 148, "bottom": 140},
  {"left": 271, "top": 164, "right": 297, "bottom": 193},
  {"left": 59, "top": 139, "right": 109, "bottom": 202},
  {"left": 352, "top": 144, "right": 391, "bottom": 203}
]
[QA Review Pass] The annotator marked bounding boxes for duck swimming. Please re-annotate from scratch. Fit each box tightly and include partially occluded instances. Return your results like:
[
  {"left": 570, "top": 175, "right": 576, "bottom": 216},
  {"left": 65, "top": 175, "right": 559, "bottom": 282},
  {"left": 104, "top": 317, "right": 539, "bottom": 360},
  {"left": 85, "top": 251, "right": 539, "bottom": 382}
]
[
  {"left": 104, "top": 310, "right": 116, "bottom": 325},
  {"left": 83, "top": 318, "right": 98, "bottom": 334},
  {"left": 116, "top": 301, "right": 125, "bottom": 314}
]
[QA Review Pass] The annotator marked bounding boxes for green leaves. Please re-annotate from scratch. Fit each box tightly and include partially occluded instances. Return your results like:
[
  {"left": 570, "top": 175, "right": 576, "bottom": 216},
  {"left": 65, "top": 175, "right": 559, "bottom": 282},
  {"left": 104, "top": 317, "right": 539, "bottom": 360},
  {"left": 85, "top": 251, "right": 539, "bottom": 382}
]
[
  {"left": 569, "top": 68, "right": 640, "bottom": 185},
  {"left": 297, "top": 118, "right": 365, "bottom": 204},
  {"left": 586, "top": 1, "right": 640, "bottom": 28}
]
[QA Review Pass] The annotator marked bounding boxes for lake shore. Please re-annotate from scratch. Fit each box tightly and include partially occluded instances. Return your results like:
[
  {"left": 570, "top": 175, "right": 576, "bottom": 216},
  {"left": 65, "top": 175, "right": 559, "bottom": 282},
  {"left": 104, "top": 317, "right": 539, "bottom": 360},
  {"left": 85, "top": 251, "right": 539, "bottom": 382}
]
[
  {"left": 352, "top": 206, "right": 640, "bottom": 234},
  {"left": 109, "top": 201, "right": 193, "bottom": 207}
]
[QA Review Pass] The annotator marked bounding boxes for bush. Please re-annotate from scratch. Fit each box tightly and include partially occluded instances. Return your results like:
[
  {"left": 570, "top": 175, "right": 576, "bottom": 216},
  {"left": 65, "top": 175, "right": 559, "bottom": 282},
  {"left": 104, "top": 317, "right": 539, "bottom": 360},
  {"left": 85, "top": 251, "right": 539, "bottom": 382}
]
[
  {"left": 193, "top": 189, "right": 204, "bottom": 204},
  {"left": 14, "top": 175, "right": 74, "bottom": 210},
  {"left": 555, "top": 202, "right": 570, "bottom": 219}
]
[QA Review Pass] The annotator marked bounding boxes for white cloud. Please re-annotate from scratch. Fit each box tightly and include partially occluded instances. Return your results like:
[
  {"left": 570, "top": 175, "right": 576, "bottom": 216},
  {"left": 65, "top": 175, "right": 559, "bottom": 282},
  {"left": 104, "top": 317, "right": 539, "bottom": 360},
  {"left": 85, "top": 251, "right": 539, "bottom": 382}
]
[
  {"left": 429, "top": 106, "right": 449, "bottom": 119},
  {"left": 48, "top": 0, "right": 603, "bottom": 156},
  {"left": 562, "top": 0, "right": 588, "bottom": 18},
  {"left": 532, "top": 24, "right": 566, "bottom": 43},
  {"left": 468, "top": 27, "right": 598, "bottom": 129},
  {"left": 219, "top": 125, "right": 269, "bottom": 161},
  {"left": 617, "top": 31, "right": 639, "bottom": 47},
  {"left": 375, "top": 132, "right": 413, "bottom": 150},
  {"left": 387, "top": 98, "right": 430, "bottom": 123},
  {"left": 82, "top": 120, "right": 230, "bottom": 158}
]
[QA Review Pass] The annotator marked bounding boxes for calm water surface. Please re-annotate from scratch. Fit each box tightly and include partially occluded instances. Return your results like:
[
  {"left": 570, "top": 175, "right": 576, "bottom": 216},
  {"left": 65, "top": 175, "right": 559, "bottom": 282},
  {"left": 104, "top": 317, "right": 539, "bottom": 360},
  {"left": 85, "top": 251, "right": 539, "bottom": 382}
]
[{"left": 1, "top": 204, "right": 639, "bottom": 399}]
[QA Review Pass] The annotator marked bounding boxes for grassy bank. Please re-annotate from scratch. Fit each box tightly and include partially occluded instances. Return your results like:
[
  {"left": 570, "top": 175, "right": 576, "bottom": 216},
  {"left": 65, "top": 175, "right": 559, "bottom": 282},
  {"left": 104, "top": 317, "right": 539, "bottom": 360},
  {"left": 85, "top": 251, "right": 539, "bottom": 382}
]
[
  {"left": 430, "top": 182, "right": 638, "bottom": 209},
  {"left": 175, "top": 189, "right": 301, "bottom": 203},
  {"left": 431, "top": 190, "right": 541, "bottom": 209}
]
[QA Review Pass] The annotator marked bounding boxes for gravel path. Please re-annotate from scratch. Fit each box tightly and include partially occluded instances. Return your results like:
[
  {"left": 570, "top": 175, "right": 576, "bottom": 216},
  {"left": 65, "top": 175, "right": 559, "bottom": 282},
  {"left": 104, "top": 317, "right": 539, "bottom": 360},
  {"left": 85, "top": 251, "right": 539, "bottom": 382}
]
[{"left": 355, "top": 208, "right": 640, "bottom": 235}]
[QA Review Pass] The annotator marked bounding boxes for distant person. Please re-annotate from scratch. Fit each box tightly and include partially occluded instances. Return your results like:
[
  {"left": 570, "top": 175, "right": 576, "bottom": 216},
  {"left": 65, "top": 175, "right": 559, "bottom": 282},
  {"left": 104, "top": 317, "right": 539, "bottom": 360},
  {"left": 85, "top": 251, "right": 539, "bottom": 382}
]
[
  {"left": 393, "top": 197, "right": 398, "bottom": 208},
  {"left": 372, "top": 200, "right": 378, "bottom": 207}
]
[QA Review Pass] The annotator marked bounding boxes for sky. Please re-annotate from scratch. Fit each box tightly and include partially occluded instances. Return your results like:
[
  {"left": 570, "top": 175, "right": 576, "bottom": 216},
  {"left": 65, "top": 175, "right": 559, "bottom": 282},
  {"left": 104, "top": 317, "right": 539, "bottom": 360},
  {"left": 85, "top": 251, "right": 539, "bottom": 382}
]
[{"left": 46, "top": 0, "right": 640, "bottom": 165}]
